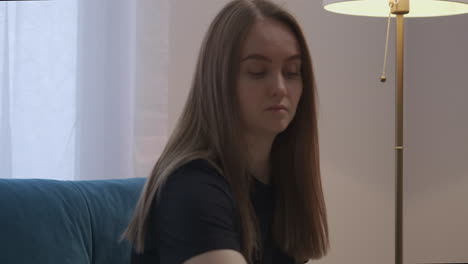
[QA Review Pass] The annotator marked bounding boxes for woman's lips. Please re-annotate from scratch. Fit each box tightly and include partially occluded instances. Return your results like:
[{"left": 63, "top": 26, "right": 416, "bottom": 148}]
[{"left": 266, "top": 105, "right": 288, "bottom": 111}]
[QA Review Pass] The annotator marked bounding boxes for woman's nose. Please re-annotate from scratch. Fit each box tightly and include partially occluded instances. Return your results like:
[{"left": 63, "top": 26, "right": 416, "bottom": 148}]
[{"left": 271, "top": 73, "right": 287, "bottom": 97}]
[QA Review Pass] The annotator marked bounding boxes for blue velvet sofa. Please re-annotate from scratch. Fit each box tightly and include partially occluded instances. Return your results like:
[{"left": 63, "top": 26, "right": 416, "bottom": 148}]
[{"left": 0, "top": 177, "right": 146, "bottom": 264}]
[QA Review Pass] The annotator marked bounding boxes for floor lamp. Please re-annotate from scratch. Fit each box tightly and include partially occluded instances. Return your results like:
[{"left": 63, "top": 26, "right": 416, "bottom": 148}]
[{"left": 321, "top": 1, "right": 468, "bottom": 264}]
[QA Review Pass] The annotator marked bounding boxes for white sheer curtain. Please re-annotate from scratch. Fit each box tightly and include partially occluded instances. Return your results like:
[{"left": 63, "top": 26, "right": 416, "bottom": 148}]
[{"left": 0, "top": 0, "right": 169, "bottom": 180}]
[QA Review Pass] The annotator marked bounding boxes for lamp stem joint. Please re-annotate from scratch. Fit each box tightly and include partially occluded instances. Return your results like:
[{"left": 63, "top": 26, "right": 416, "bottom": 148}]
[{"left": 390, "top": 0, "right": 409, "bottom": 14}]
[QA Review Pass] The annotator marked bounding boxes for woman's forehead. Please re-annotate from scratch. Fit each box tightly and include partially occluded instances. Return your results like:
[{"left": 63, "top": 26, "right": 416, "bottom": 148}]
[{"left": 241, "top": 19, "right": 300, "bottom": 59}]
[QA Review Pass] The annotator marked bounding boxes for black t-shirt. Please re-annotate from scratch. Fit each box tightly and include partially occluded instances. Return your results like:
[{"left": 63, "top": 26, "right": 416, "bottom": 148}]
[{"left": 130, "top": 159, "right": 298, "bottom": 264}]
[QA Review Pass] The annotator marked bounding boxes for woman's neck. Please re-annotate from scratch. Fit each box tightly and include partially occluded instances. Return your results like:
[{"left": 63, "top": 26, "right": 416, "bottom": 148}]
[{"left": 244, "top": 133, "right": 274, "bottom": 184}]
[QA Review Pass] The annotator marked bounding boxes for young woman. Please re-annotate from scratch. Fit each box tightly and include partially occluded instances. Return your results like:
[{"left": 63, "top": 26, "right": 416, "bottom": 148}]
[{"left": 123, "top": 1, "right": 329, "bottom": 263}]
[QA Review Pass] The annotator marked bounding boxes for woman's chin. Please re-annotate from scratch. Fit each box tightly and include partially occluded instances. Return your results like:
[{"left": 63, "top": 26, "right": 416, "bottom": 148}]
[
  {"left": 246, "top": 120, "right": 292, "bottom": 137},
  {"left": 266, "top": 122, "right": 291, "bottom": 135}
]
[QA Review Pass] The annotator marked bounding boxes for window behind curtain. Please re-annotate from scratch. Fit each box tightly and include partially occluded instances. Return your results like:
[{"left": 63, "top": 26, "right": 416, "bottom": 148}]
[
  {"left": 0, "top": 0, "right": 169, "bottom": 180},
  {"left": 0, "top": 1, "right": 77, "bottom": 179}
]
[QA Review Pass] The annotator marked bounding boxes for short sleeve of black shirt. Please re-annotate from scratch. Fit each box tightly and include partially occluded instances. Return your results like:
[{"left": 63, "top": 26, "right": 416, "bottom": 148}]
[{"left": 131, "top": 159, "right": 242, "bottom": 264}]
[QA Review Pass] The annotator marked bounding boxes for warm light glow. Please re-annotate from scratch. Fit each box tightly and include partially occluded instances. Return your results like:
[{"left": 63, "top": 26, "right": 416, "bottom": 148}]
[{"left": 323, "top": 0, "right": 468, "bottom": 17}]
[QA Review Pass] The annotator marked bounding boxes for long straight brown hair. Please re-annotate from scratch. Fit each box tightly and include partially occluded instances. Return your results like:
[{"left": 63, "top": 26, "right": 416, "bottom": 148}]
[{"left": 122, "top": 0, "right": 329, "bottom": 263}]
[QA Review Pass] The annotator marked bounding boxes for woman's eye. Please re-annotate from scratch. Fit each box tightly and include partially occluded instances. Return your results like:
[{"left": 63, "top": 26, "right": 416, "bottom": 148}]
[
  {"left": 248, "top": 71, "right": 266, "bottom": 78},
  {"left": 285, "top": 71, "right": 301, "bottom": 78}
]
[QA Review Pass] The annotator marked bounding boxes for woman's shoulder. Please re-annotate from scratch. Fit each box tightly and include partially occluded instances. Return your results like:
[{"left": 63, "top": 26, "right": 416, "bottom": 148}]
[
  {"left": 175, "top": 158, "right": 221, "bottom": 176},
  {"left": 161, "top": 158, "right": 234, "bottom": 202},
  {"left": 168, "top": 158, "right": 224, "bottom": 183},
  {"left": 149, "top": 159, "right": 241, "bottom": 264}
]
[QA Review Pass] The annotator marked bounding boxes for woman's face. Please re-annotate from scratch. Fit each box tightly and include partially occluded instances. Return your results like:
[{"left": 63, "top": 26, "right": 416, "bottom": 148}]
[{"left": 236, "top": 19, "right": 303, "bottom": 139}]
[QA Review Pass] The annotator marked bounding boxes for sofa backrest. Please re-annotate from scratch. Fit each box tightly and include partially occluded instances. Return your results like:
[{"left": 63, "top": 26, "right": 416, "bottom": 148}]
[{"left": 0, "top": 177, "right": 146, "bottom": 264}]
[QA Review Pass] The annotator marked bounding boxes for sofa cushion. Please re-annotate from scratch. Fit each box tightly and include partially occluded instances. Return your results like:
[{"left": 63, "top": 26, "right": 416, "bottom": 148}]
[
  {"left": 0, "top": 177, "right": 145, "bottom": 264},
  {"left": 72, "top": 178, "right": 145, "bottom": 264}
]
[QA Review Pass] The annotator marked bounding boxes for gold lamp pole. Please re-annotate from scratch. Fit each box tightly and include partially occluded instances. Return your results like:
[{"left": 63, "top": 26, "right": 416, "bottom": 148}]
[
  {"left": 321, "top": 0, "right": 468, "bottom": 264},
  {"left": 394, "top": 4, "right": 407, "bottom": 264}
]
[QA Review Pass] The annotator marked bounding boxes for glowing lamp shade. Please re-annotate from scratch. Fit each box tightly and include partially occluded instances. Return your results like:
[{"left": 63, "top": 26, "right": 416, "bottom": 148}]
[{"left": 323, "top": 0, "right": 468, "bottom": 17}]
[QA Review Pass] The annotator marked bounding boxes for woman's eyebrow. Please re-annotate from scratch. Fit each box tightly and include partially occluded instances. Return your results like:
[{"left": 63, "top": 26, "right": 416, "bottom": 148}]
[
  {"left": 240, "top": 53, "right": 301, "bottom": 63},
  {"left": 285, "top": 54, "right": 302, "bottom": 62}
]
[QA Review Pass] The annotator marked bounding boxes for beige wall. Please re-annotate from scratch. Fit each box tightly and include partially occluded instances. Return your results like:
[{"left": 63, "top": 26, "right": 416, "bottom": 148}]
[{"left": 168, "top": 1, "right": 468, "bottom": 263}]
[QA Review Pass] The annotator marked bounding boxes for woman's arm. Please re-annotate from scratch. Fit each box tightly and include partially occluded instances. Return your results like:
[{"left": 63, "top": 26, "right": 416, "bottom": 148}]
[{"left": 184, "top": 249, "right": 247, "bottom": 264}]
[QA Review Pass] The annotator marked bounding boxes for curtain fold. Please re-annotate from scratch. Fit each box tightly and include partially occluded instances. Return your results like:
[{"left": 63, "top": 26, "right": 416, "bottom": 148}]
[
  {"left": 76, "top": 0, "right": 136, "bottom": 180},
  {"left": 0, "top": 0, "right": 169, "bottom": 180},
  {"left": 1, "top": 4, "right": 12, "bottom": 178}
]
